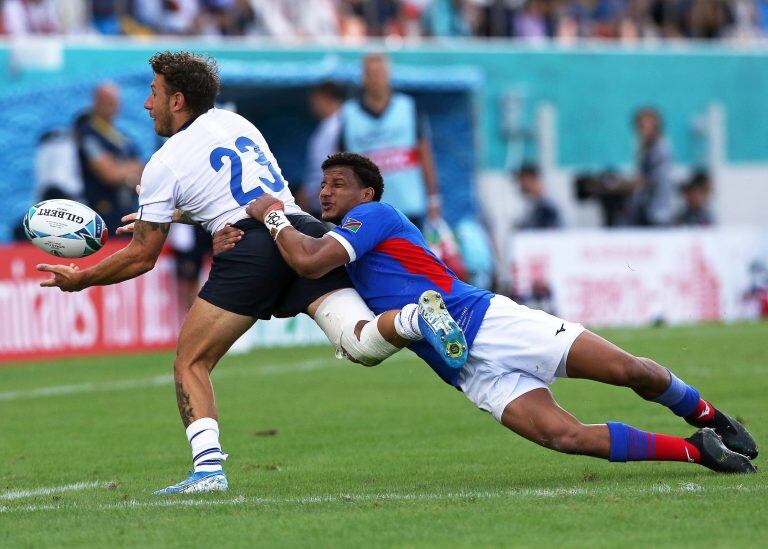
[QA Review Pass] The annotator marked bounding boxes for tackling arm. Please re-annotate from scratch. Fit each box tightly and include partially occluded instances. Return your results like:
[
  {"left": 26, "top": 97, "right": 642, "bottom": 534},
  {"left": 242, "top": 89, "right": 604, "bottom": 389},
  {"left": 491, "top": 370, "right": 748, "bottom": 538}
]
[
  {"left": 236, "top": 194, "right": 349, "bottom": 279},
  {"left": 37, "top": 220, "right": 169, "bottom": 291},
  {"left": 273, "top": 227, "right": 349, "bottom": 279}
]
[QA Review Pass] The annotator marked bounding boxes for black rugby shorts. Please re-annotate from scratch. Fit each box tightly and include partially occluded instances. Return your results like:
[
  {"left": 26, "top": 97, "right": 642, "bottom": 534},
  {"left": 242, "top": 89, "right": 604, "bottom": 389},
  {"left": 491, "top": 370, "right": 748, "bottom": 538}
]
[{"left": 198, "top": 214, "right": 352, "bottom": 319}]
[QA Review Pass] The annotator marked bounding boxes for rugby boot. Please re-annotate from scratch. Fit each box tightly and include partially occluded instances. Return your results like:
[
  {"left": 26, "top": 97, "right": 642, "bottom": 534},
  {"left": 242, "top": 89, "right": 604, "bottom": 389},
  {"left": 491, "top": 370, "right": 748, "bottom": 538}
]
[
  {"left": 686, "top": 410, "right": 758, "bottom": 460},
  {"left": 686, "top": 428, "right": 757, "bottom": 474},
  {"left": 417, "top": 290, "right": 468, "bottom": 369},
  {"left": 153, "top": 470, "right": 228, "bottom": 495}
]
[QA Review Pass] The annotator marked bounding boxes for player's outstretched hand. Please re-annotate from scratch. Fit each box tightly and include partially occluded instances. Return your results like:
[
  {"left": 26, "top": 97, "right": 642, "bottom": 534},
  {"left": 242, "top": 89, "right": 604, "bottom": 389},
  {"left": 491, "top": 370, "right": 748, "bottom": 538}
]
[
  {"left": 37, "top": 263, "right": 85, "bottom": 292},
  {"left": 212, "top": 224, "right": 244, "bottom": 256},
  {"left": 246, "top": 194, "right": 283, "bottom": 223},
  {"left": 116, "top": 212, "right": 138, "bottom": 235},
  {"left": 116, "top": 185, "right": 144, "bottom": 235}
]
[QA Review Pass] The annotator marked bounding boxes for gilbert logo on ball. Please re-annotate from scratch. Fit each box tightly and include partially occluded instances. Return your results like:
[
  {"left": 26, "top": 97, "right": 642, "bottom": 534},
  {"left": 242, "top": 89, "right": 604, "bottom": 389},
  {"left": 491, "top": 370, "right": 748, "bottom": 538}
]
[{"left": 23, "top": 199, "right": 109, "bottom": 258}]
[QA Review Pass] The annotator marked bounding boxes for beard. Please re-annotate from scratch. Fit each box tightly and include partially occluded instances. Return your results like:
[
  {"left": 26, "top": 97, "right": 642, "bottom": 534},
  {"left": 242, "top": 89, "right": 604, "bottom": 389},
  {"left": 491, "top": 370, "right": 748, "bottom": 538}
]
[{"left": 153, "top": 110, "right": 174, "bottom": 137}]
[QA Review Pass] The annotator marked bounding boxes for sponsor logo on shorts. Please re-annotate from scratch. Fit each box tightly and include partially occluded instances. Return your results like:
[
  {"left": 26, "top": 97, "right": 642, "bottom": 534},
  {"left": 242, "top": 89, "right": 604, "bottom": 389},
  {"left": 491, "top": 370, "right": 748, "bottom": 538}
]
[{"left": 342, "top": 218, "right": 362, "bottom": 233}]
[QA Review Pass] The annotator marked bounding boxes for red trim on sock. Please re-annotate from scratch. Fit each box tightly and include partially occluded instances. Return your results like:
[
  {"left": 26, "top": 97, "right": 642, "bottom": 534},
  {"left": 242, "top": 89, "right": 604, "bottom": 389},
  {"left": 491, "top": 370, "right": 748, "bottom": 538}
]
[
  {"left": 654, "top": 434, "right": 701, "bottom": 463},
  {"left": 687, "top": 398, "right": 716, "bottom": 425}
]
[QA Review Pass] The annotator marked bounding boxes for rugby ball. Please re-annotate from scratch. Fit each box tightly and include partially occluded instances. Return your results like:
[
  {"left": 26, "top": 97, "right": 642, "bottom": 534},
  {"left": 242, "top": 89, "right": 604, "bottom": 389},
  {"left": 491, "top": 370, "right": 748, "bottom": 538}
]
[{"left": 23, "top": 199, "right": 108, "bottom": 258}]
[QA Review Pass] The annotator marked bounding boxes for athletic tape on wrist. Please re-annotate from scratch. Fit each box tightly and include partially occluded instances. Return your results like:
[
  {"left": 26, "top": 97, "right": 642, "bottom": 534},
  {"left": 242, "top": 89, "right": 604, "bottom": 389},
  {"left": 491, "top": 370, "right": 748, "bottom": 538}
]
[{"left": 264, "top": 209, "right": 291, "bottom": 239}]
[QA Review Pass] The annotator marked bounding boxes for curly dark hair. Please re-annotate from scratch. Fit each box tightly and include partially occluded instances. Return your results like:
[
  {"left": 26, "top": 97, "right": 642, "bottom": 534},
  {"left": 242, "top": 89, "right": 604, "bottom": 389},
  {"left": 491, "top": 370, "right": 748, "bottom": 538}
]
[
  {"left": 321, "top": 152, "right": 384, "bottom": 201},
  {"left": 149, "top": 51, "right": 220, "bottom": 117}
]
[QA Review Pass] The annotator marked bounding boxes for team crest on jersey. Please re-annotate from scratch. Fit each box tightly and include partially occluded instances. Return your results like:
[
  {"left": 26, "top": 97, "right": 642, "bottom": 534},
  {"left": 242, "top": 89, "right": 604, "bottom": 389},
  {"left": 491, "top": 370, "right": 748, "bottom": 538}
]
[{"left": 342, "top": 218, "right": 363, "bottom": 233}]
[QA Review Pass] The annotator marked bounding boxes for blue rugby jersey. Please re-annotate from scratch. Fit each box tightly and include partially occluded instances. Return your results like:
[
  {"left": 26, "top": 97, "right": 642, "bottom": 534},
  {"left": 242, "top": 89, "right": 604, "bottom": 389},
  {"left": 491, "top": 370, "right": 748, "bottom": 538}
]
[{"left": 327, "top": 201, "right": 493, "bottom": 386}]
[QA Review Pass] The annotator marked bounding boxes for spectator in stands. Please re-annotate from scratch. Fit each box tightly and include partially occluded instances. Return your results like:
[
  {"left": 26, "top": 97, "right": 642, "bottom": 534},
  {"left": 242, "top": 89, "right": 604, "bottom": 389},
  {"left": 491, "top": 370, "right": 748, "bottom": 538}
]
[
  {"left": 2, "top": 0, "right": 59, "bottom": 35},
  {"left": 12, "top": 125, "right": 85, "bottom": 241},
  {"left": 514, "top": 0, "right": 558, "bottom": 41},
  {"left": 470, "top": 0, "right": 515, "bottom": 37},
  {"left": 75, "top": 82, "right": 144, "bottom": 234},
  {"left": 299, "top": 82, "right": 346, "bottom": 219},
  {"left": 339, "top": 53, "right": 441, "bottom": 230},
  {"left": 90, "top": 0, "right": 122, "bottom": 35},
  {"left": 194, "top": 0, "right": 232, "bottom": 35},
  {"left": 562, "top": 0, "right": 624, "bottom": 39},
  {"left": 625, "top": 106, "right": 674, "bottom": 227},
  {"left": 420, "top": 0, "right": 471, "bottom": 37},
  {"left": 344, "top": 0, "right": 403, "bottom": 36},
  {"left": 238, "top": 0, "right": 334, "bottom": 38},
  {"left": 131, "top": 0, "right": 198, "bottom": 34},
  {"left": 516, "top": 163, "right": 562, "bottom": 229},
  {"left": 675, "top": 170, "right": 714, "bottom": 226},
  {"left": 35, "top": 126, "right": 84, "bottom": 202},
  {"left": 1, "top": 0, "right": 763, "bottom": 41},
  {"left": 685, "top": 0, "right": 734, "bottom": 39},
  {"left": 227, "top": 0, "right": 259, "bottom": 35}
]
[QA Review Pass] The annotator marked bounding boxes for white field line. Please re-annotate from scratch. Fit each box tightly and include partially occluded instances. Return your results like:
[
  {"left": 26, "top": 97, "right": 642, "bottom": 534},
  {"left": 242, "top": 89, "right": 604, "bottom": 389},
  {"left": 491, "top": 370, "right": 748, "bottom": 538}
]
[
  {"left": 0, "top": 481, "right": 104, "bottom": 501},
  {"left": 1, "top": 482, "right": 765, "bottom": 514},
  {"left": 0, "top": 357, "right": 341, "bottom": 403}
]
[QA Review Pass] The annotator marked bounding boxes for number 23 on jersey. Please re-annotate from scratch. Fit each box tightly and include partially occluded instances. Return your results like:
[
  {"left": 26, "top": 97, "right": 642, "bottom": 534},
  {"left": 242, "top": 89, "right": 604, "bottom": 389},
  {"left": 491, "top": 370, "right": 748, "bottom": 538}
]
[{"left": 210, "top": 136, "right": 286, "bottom": 206}]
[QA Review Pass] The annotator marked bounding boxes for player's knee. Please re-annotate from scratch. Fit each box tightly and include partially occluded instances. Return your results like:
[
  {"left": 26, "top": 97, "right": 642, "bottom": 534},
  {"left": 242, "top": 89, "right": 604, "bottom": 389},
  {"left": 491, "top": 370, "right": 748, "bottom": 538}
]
[
  {"left": 621, "top": 355, "right": 668, "bottom": 391},
  {"left": 173, "top": 355, "right": 194, "bottom": 375},
  {"left": 173, "top": 352, "right": 213, "bottom": 376},
  {"left": 339, "top": 318, "right": 398, "bottom": 367},
  {"left": 637, "top": 356, "right": 665, "bottom": 375}
]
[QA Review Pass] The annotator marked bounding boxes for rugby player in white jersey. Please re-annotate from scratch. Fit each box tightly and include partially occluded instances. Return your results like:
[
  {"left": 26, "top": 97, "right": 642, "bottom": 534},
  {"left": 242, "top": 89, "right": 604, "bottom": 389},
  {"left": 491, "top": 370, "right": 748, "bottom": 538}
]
[{"left": 36, "top": 52, "right": 468, "bottom": 495}]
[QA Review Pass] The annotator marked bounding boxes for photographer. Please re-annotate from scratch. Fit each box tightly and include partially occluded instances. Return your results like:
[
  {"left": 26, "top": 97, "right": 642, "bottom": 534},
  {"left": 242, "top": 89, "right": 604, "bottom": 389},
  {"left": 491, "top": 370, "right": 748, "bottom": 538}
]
[
  {"left": 516, "top": 163, "right": 561, "bottom": 230},
  {"left": 625, "top": 107, "right": 674, "bottom": 227}
]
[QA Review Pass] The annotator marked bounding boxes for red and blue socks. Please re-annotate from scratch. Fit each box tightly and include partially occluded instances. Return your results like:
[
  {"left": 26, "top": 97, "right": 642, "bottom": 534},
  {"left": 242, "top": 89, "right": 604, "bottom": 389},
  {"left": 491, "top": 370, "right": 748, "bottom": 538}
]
[
  {"left": 607, "top": 422, "right": 701, "bottom": 463},
  {"left": 608, "top": 369, "right": 727, "bottom": 463},
  {"left": 649, "top": 370, "right": 717, "bottom": 426}
]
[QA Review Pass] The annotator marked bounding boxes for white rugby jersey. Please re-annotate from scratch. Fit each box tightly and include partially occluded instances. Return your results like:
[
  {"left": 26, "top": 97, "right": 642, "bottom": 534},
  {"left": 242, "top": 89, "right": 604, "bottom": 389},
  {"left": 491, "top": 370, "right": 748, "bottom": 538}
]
[{"left": 138, "top": 108, "right": 301, "bottom": 233}]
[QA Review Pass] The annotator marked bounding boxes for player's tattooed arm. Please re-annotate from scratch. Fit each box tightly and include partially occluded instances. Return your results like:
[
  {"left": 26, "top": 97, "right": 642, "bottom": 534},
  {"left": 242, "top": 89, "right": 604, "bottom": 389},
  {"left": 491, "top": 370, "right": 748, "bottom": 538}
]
[
  {"left": 117, "top": 209, "right": 196, "bottom": 235},
  {"left": 117, "top": 185, "right": 197, "bottom": 235},
  {"left": 173, "top": 210, "right": 197, "bottom": 225},
  {"left": 38, "top": 220, "right": 169, "bottom": 291},
  {"left": 132, "top": 220, "right": 170, "bottom": 245}
]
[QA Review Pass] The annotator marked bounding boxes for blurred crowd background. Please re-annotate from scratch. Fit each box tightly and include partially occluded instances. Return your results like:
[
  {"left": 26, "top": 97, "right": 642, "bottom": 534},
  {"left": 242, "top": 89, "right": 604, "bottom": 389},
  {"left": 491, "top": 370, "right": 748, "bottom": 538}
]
[{"left": 3, "top": 0, "right": 768, "bottom": 41}]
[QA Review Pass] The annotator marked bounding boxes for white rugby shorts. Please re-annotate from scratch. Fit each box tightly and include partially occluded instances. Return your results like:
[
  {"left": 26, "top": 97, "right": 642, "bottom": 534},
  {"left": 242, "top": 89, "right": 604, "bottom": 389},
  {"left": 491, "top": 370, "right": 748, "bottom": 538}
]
[{"left": 458, "top": 295, "right": 585, "bottom": 422}]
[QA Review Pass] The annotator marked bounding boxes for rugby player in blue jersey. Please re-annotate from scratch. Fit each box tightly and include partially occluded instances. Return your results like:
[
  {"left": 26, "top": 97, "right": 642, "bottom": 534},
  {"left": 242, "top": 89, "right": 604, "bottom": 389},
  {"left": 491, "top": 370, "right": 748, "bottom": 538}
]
[{"left": 215, "top": 152, "right": 757, "bottom": 474}]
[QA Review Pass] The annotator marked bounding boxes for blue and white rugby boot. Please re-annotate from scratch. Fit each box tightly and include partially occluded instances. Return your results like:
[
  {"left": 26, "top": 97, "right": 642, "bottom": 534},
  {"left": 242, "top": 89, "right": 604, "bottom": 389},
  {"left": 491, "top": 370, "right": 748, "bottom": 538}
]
[
  {"left": 153, "top": 470, "right": 228, "bottom": 495},
  {"left": 417, "top": 290, "right": 468, "bottom": 369}
]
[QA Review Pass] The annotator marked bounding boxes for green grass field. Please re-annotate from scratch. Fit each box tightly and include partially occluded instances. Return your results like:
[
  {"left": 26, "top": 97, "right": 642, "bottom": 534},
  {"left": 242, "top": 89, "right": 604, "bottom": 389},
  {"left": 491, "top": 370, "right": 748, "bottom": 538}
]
[{"left": 1, "top": 323, "right": 765, "bottom": 547}]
